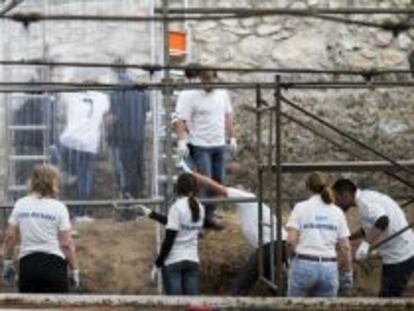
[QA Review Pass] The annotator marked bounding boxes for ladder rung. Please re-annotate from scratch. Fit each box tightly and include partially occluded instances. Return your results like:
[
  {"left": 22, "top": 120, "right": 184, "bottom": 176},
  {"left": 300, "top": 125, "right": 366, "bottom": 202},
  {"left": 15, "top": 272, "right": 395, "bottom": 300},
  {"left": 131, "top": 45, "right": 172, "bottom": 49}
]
[
  {"left": 9, "top": 155, "right": 49, "bottom": 161},
  {"left": 8, "top": 185, "right": 26, "bottom": 192},
  {"left": 8, "top": 125, "right": 48, "bottom": 131}
]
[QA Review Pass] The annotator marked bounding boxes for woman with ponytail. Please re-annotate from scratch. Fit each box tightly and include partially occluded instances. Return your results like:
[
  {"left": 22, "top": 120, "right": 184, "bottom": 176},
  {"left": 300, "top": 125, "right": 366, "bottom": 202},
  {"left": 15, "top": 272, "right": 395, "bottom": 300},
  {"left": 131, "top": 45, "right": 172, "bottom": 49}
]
[
  {"left": 152, "top": 173, "right": 205, "bottom": 295},
  {"left": 286, "top": 172, "right": 353, "bottom": 297}
]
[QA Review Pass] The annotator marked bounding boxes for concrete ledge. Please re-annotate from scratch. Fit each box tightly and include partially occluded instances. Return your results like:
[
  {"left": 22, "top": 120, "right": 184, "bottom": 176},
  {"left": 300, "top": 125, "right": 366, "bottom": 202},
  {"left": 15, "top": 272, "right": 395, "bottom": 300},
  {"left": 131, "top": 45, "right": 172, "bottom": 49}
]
[{"left": 0, "top": 294, "right": 413, "bottom": 310}]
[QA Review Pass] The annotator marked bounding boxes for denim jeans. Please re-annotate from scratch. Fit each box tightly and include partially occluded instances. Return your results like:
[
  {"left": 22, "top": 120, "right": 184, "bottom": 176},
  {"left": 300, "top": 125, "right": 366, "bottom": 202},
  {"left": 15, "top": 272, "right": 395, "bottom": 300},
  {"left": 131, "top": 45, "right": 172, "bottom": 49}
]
[
  {"left": 189, "top": 144, "right": 226, "bottom": 221},
  {"left": 58, "top": 146, "right": 95, "bottom": 215},
  {"left": 162, "top": 260, "right": 199, "bottom": 295},
  {"left": 288, "top": 258, "right": 339, "bottom": 297}
]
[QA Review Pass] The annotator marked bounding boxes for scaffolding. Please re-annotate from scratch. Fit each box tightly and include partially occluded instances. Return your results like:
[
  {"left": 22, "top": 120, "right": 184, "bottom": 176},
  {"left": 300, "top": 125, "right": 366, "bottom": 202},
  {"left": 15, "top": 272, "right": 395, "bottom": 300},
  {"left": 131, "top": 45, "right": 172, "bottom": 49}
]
[{"left": 1, "top": 0, "right": 414, "bottom": 298}]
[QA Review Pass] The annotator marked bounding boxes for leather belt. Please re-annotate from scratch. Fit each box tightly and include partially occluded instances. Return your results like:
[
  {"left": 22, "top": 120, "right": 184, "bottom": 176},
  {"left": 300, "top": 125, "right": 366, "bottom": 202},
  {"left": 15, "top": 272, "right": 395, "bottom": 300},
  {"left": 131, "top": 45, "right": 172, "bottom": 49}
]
[{"left": 295, "top": 253, "right": 337, "bottom": 262}]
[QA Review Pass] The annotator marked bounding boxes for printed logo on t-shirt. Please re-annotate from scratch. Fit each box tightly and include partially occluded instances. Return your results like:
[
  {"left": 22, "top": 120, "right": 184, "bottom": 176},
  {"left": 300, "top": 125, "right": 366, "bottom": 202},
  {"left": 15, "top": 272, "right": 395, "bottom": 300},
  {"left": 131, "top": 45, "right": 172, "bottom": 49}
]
[
  {"left": 181, "top": 223, "right": 203, "bottom": 231},
  {"left": 18, "top": 211, "right": 56, "bottom": 221}
]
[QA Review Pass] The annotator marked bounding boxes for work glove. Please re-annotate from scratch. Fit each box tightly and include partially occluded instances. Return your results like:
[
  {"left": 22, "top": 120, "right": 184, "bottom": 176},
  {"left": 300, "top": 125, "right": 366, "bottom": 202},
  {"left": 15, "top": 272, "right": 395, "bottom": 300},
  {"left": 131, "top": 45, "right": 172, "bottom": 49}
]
[
  {"left": 229, "top": 137, "right": 238, "bottom": 154},
  {"left": 176, "top": 140, "right": 189, "bottom": 158},
  {"left": 2, "top": 259, "right": 16, "bottom": 286},
  {"left": 355, "top": 241, "right": 370, "bottom": 261},
  {"left": 178, "top": 159, "right": 193, "bottom": 174},
  {"left": 69, "top": 268, "right": 80, "bottom": 288},
  {"left": 135, "top": 205, "right": 152, "bottom": 217},
  {"left": 150, "top": 265, "right": 160, "bottom": 283},
  {"left": 339, "top": 271, "right": 353, "bottom": 295}
]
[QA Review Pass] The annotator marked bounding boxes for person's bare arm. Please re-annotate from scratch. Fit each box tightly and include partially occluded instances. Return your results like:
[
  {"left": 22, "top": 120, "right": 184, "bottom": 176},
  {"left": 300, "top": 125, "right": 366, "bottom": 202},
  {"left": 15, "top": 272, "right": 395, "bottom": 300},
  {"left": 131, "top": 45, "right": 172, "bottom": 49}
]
[
  {"left": 3, "top": 226, "right": 18, "bottom": 259},
  {"left": 286, "top": 228, "right": 299, "bottom": 253},
  {"left": 338, "top": 238, "right": 353, "bottom": 272},
  {"left": 175, "top": 119, "right": 188, "bottom": 140},
  {"left": 58, "top": 230, "right": 78, "bottom": 270},
  {"left": 349, "top": 227, "right": 365, "bottom": 241},
  {"left": 225, "top": 114, "right": 234, "bottom": 138},
  {"left": 192, "top": 171, "right": 228, "bottom": 197}
]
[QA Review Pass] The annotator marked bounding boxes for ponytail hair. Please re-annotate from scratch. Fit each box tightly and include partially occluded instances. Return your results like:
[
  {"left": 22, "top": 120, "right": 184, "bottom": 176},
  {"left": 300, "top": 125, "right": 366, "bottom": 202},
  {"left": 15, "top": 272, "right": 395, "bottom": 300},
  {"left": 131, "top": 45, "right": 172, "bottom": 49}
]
[
  {"left": 306, "top": 172, "right": 335, "bottom": 204},
  {"left": 176, "top": 173, "right": 200, "bottom": 222}
]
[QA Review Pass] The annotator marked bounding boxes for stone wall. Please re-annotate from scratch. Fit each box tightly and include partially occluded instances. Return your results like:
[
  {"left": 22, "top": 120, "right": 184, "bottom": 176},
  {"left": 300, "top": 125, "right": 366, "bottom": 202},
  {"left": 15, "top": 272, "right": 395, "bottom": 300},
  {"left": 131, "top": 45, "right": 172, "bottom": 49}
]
[{"left": 1, "top": 0, "right": 414, "bottom": 204}]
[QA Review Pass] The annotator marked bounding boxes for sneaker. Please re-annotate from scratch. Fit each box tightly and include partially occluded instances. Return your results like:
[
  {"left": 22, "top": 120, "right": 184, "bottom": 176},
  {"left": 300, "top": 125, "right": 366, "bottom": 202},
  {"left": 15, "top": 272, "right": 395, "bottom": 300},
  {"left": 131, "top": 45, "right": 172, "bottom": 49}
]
[{"left": 74, "top": 215, "right": 94, "bottom": 223}]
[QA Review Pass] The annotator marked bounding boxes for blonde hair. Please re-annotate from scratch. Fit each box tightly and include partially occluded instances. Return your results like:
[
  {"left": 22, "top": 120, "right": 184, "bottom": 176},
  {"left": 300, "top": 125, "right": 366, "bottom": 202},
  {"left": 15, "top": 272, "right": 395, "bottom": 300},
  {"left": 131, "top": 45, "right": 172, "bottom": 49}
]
[
  {"left": 306, "top": 172, "right": 334, "bottom": 204},
  {"left": 28, "top": 164, "right": 60, "bottom": 198}
]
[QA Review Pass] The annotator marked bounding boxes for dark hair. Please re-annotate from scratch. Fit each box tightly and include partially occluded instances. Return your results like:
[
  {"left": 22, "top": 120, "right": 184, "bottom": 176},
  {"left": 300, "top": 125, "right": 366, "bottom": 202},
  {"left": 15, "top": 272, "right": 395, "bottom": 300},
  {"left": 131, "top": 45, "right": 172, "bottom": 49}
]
[
  {"left": 332, "top": 179, "right": 357, "bottom": 195},
  {"left": 176, "top": 173, "right": 200, "bottom": 222},
  {"left": 306, "top": 172, "right": 335, "bottom": 204},
  {"left": 185, "top": 63, "right": 202, "bottom": 79}
]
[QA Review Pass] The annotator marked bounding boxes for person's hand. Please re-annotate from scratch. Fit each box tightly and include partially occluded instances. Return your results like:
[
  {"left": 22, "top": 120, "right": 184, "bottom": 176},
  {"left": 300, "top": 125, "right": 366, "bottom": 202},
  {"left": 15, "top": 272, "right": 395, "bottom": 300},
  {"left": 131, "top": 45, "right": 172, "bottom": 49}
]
[
  {"left": 355, "top": 241, "right": 370, "bottom": 261},
  {"left": 69, "top": 268, "right": 80, "bottom": 288},
  {"left": 177, "top": 140, "right": 189, "bottom": 157},
  {"left": 178, "top": 159, "right": 193, "bottom": 174},
  {"left": 340, "top": 271, "right": 353, "bottom": 296},
  {"left": 2, "top": 259, "right": 16, "bottom": 285},
  {"left": 229, "top": 137, "right": 238, "bottom": 154},
  {"left": 135, "top": 205, "right": 152, "bottom": 217},
  {"left": 150, "top": 266, "right": 160, "bottom": 283}
]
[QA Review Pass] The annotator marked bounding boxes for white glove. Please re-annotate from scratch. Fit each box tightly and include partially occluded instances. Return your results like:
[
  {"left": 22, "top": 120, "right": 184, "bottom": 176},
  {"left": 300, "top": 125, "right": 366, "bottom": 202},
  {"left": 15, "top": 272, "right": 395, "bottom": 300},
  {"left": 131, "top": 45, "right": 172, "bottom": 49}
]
[
  {"left": 150, "top": 266, "right": 160, "bottom": 283},
  {"left": 176, "top": 140, "right": 189, "bottom": 158},
  {"left": 2, "top": 259, "right": 16, "bottom": 285},
  {"left": 179, "top": 159, "right": 193, "bottom": 174},
  {"left": 355, "top": 241, "right": 370, "bottom": 261},
  {"left": 229, "top": 137, "right": 238, "bottom": 154},
  {"left": 69, "top": 268, "right": 80, "bottom": 288},
  {"left": 136, "top": 205, "right": 152, "bottom": 217}
]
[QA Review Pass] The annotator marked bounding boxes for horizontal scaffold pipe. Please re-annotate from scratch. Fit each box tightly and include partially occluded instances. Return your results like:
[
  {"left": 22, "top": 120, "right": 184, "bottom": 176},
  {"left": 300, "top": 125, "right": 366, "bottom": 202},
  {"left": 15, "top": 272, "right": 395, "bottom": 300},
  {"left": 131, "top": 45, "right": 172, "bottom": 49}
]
[
  {"left": 0, "top": 197, "right": 260, "bottom": 210},
  {"left": 0, "top": 60, "right": 412, "bottom": 76},
  {"left": 3, "top": 80, "right": 414, "bottom": 93},
  {"left": 157, "top": 7, "right": 414, "bottom": 15},
  {"left": 261, "top": 160, "right": 414, "bottom": 173}
]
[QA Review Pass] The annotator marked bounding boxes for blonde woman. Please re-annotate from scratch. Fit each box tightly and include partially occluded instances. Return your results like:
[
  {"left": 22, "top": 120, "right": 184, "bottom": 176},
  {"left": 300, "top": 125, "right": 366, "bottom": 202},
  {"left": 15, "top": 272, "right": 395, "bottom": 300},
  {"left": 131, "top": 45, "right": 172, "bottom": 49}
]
[
  {"left": 286, "top": 172, "right": 352, "bottom": 297},
  {"left": 2, "top": 164, "right": 79, "bottom": 293}
]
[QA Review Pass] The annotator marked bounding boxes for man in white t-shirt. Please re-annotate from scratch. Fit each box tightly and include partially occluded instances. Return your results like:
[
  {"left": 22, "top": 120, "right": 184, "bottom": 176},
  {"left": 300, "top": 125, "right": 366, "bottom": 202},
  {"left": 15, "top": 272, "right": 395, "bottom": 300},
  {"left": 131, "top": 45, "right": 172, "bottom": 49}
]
[
  {"left": 180, "top": 160, "right": 287, "bottom": 295},
  {"left": 174, "top": 68, "right": 237, "bottom": 229},
  {"left": 333, "top": 178, "right": 414, "bottom": 297},
  {"left": 58, "top": 90, "right": 109, "bottom": 205}
]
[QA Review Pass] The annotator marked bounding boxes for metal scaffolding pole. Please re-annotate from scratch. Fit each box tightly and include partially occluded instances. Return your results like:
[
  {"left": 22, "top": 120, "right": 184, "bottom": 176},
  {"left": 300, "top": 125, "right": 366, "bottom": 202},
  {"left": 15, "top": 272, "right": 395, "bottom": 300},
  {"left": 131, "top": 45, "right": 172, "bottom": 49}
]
[
  {"left": 256, "top": 85, "right": 265, "bottom": 285},
  {"left": 0, "top": 60, "right": 412, "bottom": 76},
  {"left": 274, "top": 75, "right": 283, "bottom": 294},
  {"left": 158, "top": 7, "right": 414, "bottom": 15},
  {"left": 280, "top": 96, "right": 414, "bottom": 178}
]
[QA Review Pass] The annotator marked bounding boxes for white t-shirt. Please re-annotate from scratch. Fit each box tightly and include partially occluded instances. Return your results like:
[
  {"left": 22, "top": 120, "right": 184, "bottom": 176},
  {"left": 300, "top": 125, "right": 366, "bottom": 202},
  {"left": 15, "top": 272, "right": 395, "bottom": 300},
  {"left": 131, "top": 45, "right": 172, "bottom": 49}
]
[
  {"left": 356, "top": 189, "right": 414, "bottom": 264},
  {"left": 286, "top": 195, "right": 350, "bottom": 258},
  {"left": 8, "top": 194, "right": 71, "bottom": 259},
  {"left": 59, "top": 91, "right": 110, "bottom": 154},
  {"left": 226, "top": 188, "right": 287, "bottom": 249},
  {"left": 175, "top": 89, "right": 233, "bottom": 147},
  {"left": 164, "top": 197, "right": 205, "bottom": 266}
]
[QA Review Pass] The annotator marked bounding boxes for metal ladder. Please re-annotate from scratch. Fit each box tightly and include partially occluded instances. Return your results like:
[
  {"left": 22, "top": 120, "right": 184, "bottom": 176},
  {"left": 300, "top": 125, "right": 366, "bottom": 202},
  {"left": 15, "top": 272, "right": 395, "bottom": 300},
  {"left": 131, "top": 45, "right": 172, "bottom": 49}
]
[{"left": 5, "top": 93, "right": 54, "bottom": 201}]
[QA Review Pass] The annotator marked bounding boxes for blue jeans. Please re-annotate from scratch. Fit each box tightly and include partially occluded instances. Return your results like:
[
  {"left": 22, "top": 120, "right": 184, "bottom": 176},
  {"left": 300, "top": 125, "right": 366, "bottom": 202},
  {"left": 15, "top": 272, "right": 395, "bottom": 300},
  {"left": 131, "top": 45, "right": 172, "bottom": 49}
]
[
  {"left": 162, "top": 261, "right": 199, "bottom": 295},
  {"left": 58, "top": 146, "right": 95, "bottom": 215},
  {"left": 189, "top": 145, "right": 225, "bottom": 221},
  {"left": 288, "top": 258, "right": 339, "bottom": 297}
]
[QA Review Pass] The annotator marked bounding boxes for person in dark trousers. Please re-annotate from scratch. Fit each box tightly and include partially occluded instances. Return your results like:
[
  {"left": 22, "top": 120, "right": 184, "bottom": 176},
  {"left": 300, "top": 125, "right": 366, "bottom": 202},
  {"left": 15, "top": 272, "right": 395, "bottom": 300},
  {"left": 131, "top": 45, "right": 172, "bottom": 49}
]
[
  {"left": 2, "top": 164, "right": 79, "bottom": 293},
  {"left": 106, "top": 60, "right": 149, "bottom": 198},
  {"left": 140, "top": 161, "right": 287, "bottom": 296},
  {"left": 149, "top": 173, "right": 205, "bottom": 295},
  {"left": 333, "top": 178, "right": 414, "bottom": 297}
]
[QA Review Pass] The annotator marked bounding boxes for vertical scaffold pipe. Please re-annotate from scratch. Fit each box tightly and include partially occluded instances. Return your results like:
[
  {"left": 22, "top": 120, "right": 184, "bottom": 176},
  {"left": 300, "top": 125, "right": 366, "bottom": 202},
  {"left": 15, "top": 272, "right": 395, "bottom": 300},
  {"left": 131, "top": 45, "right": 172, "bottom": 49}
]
[
  {"left": 274, "top": 75, "right": 283, "bottom": 294},
  {"left": 256, "top": 85, "right": 264, "bottom": 280}
]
